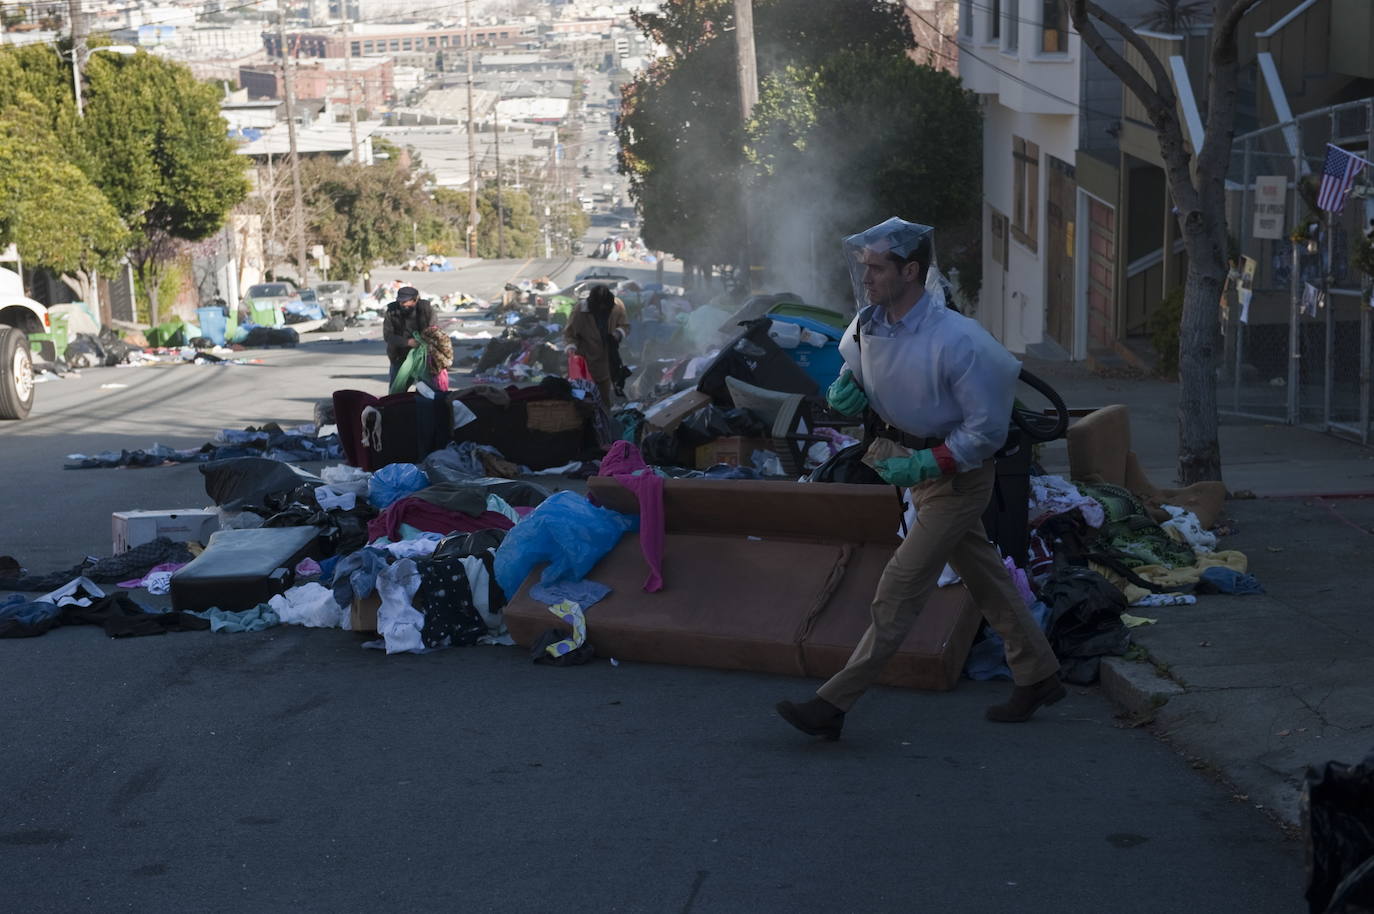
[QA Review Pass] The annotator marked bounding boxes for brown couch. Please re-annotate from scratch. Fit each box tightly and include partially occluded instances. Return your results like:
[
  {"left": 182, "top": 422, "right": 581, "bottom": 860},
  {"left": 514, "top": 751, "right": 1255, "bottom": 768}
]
[
  {"left": 503, "top": 478, "right": 982, "bottom": 691},
  {"left": 1066, "top": 404, "right": 1227, "bottom": 527}
]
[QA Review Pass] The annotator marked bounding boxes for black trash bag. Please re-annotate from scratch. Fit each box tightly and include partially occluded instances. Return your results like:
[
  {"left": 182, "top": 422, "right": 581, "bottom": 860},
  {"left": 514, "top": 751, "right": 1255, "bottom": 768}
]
[
  {"left": 261, "top": 503, "right": 373, "bottom": 558},
  {"left": 102, "top": 339, "right": 136, "bottom": 366},
  {"left": 188, "top": 336, "right": 216, "bottom": 350},
  {"left": 535, "top": 341, "right": 566, "bottom": 374},
  {"left": 640, "top": 430, "right": 687, "bottom": 468},
  {"left": 1305, "top": 752, "right": 1374, "bottom": 914},
  {"left": 806, "top": 441, "right": 885, "bottom": 485},
  {"left": 434, "top": 528, "right": 507, "bottom": 559},
  {"left": 242, "top": 326, "right": 299, "bottom": 348},
  {"left": 64, "top": 333, "right": 105, "bottom": 369},
  {"left": 530, "top": 628, "right": 595, "bottom": 666},
  {"left": 722, "top": 407, "right": 769, "bottom": 438},
  {"left": 476, "top": 337, "right": 523, "bottom": 372},
  {"left": 310, "top": 315, "right": 346, "bottom": 333},
  {"left": 200, "top": 457, "right": 323, "bottom": 511},
  {"left": 1039, "top": 566, "right": 1131, "bottom": 685},
  {"left": 694, "top": 318, "right": 819, "bottom": 407},
  {"left": 677, "top": 404, "right": 735, "bottom": 449}
]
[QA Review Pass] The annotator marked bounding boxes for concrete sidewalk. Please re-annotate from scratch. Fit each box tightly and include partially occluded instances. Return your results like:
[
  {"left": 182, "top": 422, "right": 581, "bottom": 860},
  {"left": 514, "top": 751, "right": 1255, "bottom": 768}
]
[{"left": 1023, "top": 358, "right": 1374, "bottom": 825}]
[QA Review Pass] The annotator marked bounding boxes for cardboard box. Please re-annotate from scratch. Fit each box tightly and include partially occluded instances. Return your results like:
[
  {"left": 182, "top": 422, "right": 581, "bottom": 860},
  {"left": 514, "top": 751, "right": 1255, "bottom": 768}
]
[
  {"left": 694, "top": 436, "right": 776, "bottom": 470},
  {"left": 642, "top": 388, "right": 711, "bottom": 433},
  {"left": 351, "top": 592, "right": 382, "bottom": 633},
  {"left": 112, "top": 509, "right": 221, "bottom": 554}
]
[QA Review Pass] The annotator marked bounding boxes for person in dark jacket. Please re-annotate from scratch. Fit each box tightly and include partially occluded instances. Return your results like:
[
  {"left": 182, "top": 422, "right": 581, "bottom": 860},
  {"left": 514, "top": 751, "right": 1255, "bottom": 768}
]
[{"left": 382, "top": 286, "right": 435, "bottom": 382}]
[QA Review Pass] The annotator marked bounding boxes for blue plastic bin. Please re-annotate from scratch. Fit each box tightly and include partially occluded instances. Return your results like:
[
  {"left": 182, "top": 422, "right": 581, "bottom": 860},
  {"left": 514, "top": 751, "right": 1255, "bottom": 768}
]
[
  {"left": 196, "top": 307, "right": 228, "bottom": 346},
  {"left": 768, "top": 314, "right": 845, "bottom": 389}
]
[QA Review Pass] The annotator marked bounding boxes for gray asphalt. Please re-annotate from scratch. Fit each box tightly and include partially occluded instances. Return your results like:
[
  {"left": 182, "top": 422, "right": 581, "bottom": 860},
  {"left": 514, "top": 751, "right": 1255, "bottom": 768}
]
[{"left": 0, "top": 261, "right": 1305, "bottom": 912}]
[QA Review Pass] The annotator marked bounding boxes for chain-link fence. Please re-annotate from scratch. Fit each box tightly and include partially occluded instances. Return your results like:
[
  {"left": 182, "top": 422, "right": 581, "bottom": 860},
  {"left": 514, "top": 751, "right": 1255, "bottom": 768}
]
[{"left": 1223, "top": 98, "right": 1374, "bottom": 444}]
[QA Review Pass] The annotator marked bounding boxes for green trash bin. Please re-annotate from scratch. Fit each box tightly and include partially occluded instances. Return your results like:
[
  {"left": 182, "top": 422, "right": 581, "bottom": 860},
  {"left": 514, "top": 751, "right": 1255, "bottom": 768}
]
[{"left": 29, "top": 312, "right": 69, "bottom": 361}]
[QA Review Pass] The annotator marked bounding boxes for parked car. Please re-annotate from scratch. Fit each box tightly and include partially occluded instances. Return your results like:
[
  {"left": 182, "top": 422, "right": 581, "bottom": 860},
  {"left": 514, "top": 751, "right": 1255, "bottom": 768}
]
[
  {"left": 240, "top": 281, "right": 299, "bottom": 325},
  {"left": 313, "top": 281, "right": 356, "bottom": 317},
  {"left": 0, "top": 265, "right": 45, "bottom": 419},
  {"left": 574, "top": 267, "right": 630, "bottom": 283}
]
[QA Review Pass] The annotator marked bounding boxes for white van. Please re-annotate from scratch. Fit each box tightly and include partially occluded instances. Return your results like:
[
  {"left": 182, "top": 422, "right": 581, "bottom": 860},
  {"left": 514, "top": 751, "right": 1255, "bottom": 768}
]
[{"left": 0, "top": 266, "right": 46, "bottom": 419}]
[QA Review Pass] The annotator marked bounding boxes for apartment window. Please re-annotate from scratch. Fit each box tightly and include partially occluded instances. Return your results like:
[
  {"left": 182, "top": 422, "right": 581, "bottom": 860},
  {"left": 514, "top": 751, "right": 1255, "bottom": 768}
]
[
  {"left": 960, "top": 0, "right": 973, "bottom": 36},
  {"left": 1012, "top": 136, "right": 1039, "bottom": 251},
  {"left": 440, "top": 35, "right": 449, "bottom": 46},
  {"left": 350, "top": 41, "right": 360, "bottom": 55},
  {"left": 402, "top": 38, "right": 413, "bottom": 50},
  {"left": 428, "top": 36, "right": 437, "bottom": 47},
  {"left": 988, "top": 0, "right": 1001, "bottom": 41},
  {"left": 389, "top": 40, "right": 399, "bottom": 51},
  {"left": 1041, "top": 0, "right": 1067, "bottom": 52},
  {"left": 1005, "top": 0, "right": 1020, "bottom": 50}
]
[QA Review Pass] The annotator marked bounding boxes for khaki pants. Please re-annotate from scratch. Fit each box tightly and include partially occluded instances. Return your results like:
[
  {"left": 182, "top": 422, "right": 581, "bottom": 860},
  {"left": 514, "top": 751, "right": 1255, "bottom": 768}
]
[{"left": 817, "top": 460, "right": 1059, "bottom": 710}]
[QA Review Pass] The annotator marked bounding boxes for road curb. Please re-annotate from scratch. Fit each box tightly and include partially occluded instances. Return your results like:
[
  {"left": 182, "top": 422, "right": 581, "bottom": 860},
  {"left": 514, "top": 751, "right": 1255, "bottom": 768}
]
[{"left": 1099, "top": 656, "right": 1185, "bottom": 717}]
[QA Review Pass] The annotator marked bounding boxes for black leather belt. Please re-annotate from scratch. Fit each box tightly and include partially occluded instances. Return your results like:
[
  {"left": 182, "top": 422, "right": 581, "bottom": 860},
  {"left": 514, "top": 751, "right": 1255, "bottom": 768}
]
[{"left": 874, "top": 425, "right": 944, "bottom": 450}]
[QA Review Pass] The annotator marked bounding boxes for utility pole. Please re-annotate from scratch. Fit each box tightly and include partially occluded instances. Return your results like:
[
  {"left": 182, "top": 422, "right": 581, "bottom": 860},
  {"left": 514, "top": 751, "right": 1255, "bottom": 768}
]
[
  {"left": 277, "top": 7, "right": 310, "bottom": 285},
  {"left": 68, "top": 0, "right": 86, "bottom": 117},
  {"left": 494, "top": 97, "right": 505, "bottom": 258},
  {"left": 342, "top": 15, "right": 359, "bottom": 163},
  {"left": 464, "top": 0, "right": 479, "bottom": 258},
  {"left": 733, "top": 0, "right": 759, "bottom": 291}
]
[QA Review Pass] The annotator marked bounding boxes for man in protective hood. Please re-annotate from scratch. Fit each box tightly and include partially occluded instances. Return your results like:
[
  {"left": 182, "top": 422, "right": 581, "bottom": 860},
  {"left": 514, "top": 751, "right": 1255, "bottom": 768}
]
[{"left": 777, "top": 218, "right": 1063, "bottom": 740}]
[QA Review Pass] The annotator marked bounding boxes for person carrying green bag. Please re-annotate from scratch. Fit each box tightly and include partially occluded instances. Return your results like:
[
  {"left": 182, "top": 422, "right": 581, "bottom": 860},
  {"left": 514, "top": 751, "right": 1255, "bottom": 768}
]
[{"left": 383, "top": 286, "right": 435, "bottom": 385}]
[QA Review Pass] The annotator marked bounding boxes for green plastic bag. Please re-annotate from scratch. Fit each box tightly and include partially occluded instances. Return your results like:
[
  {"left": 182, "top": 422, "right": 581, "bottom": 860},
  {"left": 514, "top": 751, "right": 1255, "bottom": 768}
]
[{"left": 389, "top": 335, "right": 428, "bottom": 394}]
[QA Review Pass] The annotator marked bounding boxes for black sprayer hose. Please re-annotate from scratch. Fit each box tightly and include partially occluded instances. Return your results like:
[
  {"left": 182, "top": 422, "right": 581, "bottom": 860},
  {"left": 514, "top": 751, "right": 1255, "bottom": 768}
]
[{"left": 1012, "top": 368, "right": 1070, "bottom": 442}]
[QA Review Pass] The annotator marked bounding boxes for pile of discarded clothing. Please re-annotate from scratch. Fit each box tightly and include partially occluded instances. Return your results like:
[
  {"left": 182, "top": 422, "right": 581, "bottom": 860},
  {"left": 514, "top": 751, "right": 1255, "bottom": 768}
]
[
  {"left": 471, "top": 321, "right": 566, "bottom": 384},
  {"left": 64, "top": 422, "right": 343, "bottom": 469}
]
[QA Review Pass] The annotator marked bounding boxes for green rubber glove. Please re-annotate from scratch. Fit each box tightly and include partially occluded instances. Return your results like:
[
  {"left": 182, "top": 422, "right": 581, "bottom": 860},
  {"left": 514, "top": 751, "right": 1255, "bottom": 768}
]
[
  {"left": 827, "top": 369, "right": 869, "bottom": 416},
  {"left": 874, "top": 448, "right": 944, "bottom": 487}
]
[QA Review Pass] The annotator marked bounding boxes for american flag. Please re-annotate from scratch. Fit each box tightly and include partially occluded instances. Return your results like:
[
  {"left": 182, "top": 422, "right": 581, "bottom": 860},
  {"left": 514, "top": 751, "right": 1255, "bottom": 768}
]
[{"left": 1317, "top": 144, "right": 1367, "bottom": 213}]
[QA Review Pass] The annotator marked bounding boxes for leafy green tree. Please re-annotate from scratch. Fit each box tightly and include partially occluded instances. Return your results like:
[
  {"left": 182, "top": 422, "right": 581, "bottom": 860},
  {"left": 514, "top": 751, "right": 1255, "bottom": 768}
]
[
  {"left": 745, "top": 51, "right": 982, "bottom": 303},
  {"left": 80, "top": 53, "right": 248, "bottom": 324},
  {"left": 303, "top": 156, "right": 435, "bottom": 280},
  {"left": 475, "top": 185, "right": 540, "bottom": 259},
  {"left": 0, "top": 50, "right": 127, "bottom": 302},
  {"left": 0, "top": 105, "right": 126, "bottom": 281},
  {"left": 618, "top": 0, "right": 915, "bottom": 272}
]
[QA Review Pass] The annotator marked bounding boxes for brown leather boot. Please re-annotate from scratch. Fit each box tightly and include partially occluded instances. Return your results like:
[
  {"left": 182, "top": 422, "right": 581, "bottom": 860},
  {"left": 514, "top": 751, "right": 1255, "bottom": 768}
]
[
  {"left": 776, "top": 697, "right": 845, "bottom": 740},
  {"left": 985, "top": 674, "right": 1067, "bottom": 723}
]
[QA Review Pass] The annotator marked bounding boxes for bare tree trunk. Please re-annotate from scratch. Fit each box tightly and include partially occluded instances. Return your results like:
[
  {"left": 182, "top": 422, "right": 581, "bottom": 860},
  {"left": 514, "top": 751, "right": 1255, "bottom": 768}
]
[
  {"left": 1067, "top": 0, "right": 1253, "bottom": 485},
  {"left": 132, "top": 257, "right": 160, "bottom": 327},
  {"left": 1177, "top": 238, "right": 1225, "bottom": 482},
  {"left": 59, "top": 270, "right": 94, "bottom": 304}
]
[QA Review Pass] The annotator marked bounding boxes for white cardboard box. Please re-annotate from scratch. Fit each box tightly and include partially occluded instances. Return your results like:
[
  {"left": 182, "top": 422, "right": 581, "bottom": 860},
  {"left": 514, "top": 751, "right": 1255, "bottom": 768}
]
[{"left": 112, "top": 509, "right": 221, "bottom": 554}]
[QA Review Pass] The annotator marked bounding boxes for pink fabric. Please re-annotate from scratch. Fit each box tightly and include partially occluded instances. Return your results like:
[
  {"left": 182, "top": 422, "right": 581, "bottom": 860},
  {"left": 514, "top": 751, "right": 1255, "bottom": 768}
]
[
  {"left": 367, "top": 498, "right": 515, "bottom": 542},
  {"left": 433, "top": 369, "right": 450, "bottom": 392},
  {"left": 600, "top": 440, "right": 649, "bottom": 476},
  {"left": 596, "top": 442, "right": 664, "bottom": 592},
  {"left": 117, "top": 562, "right": 187, "bottom": 589}
]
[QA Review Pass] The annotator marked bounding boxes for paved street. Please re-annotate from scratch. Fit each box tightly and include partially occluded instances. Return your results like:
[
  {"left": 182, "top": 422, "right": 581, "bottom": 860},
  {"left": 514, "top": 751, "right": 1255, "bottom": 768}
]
[{"left": 0, "top": 273, "right": 1308, "bottom": 912}]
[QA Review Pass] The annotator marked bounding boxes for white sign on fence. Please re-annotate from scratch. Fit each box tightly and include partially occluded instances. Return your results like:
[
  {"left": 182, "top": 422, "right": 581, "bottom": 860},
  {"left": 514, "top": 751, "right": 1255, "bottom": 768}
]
[{"left": 1253, "top": 176, "right": 1288, "bottom": 240}]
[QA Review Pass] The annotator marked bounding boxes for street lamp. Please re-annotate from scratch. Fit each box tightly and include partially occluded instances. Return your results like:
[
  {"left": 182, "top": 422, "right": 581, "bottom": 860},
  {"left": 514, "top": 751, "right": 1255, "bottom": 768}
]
[{"left": 67, "top": 44, "right": 137, "bottom": 117}]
